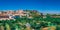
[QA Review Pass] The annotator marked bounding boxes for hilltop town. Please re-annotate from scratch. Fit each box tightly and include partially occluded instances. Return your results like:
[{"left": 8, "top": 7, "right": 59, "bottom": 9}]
[{"left": 0, "top": 10, "right": 60, "bottom": 20}]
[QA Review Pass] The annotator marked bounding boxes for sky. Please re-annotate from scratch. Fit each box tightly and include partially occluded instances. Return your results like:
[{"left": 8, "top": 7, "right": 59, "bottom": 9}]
[{"left": 0, "top": 0, "right": 60, "bottom": 14}]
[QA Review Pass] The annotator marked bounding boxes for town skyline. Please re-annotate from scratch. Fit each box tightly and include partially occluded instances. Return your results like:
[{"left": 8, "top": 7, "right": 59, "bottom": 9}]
[{"left": 0, "top": 9, "right": 60, "bottom": 15}]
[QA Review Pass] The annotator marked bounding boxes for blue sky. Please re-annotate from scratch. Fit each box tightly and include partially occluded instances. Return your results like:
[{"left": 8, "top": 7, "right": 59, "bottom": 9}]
[{"left": 0, "top": 0, "right": 60, "bottom": 14}]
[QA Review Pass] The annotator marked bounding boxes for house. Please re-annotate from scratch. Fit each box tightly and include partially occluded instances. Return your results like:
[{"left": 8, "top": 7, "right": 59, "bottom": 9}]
[{"left": 0, "top": 14, "right": 14, "bottom": 20}]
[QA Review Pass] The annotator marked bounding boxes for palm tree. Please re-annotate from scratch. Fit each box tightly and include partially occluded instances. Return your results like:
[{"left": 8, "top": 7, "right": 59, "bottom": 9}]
[
  {"left": 15, "top": 24, "right": 19, "bottom": 30},
  {"left": 0, "top": 23, "right": 4, "bottom": 30},
  {"left": 4, "top": 20, "right": 16, "bottom": 30},
  {"left": 5, "top": 23, "right": 10, "bottom": 30}
]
